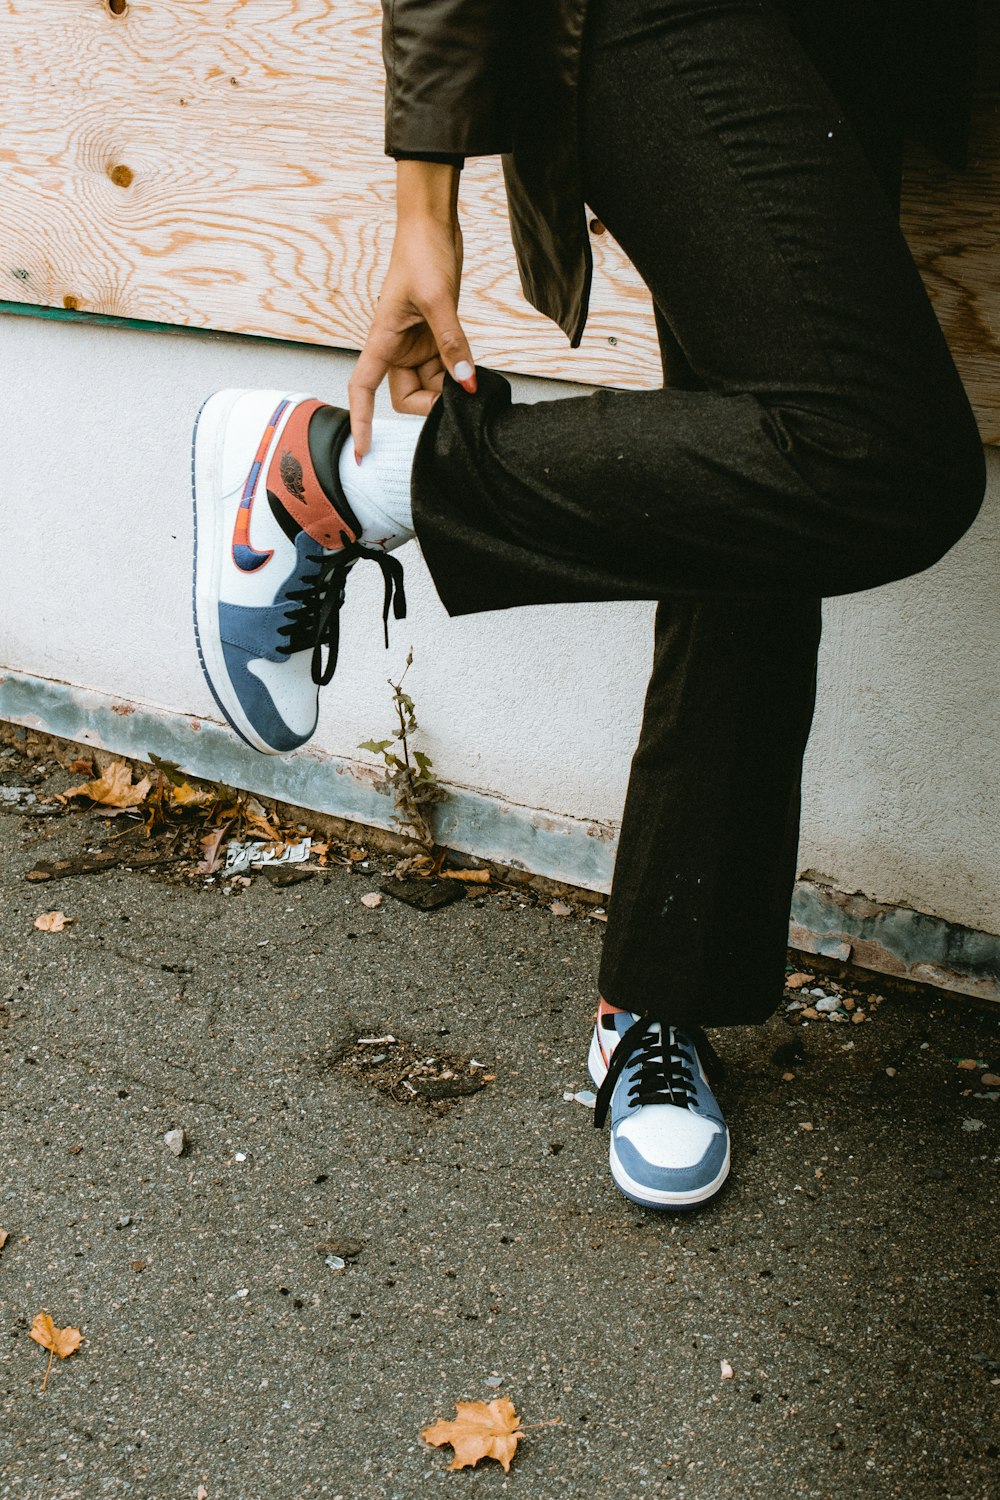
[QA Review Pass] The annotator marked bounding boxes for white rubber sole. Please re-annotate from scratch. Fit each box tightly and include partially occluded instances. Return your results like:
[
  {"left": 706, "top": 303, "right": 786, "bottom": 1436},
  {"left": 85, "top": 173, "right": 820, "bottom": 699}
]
[
  {"left": 588, "top": 1027, "right": 731, "bottom": 1209},
  {"left": 191, "top": 388, "right": 311, "bottom": 755}
]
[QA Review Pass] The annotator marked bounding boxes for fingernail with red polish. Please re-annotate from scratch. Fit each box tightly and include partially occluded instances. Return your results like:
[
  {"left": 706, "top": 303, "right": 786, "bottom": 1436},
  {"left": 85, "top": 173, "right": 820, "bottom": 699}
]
[
  {"left": 455, "top": 360, "right": 477, "bottom": 394},
  {"left": 355, "top": 449, "right": 363, "bottom": 466}
]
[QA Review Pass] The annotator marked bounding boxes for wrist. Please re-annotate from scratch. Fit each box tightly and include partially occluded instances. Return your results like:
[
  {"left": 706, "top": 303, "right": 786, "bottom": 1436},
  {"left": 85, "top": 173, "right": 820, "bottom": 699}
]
[{"left": 395, "top": 159, "right": 460, "bottom": 225}]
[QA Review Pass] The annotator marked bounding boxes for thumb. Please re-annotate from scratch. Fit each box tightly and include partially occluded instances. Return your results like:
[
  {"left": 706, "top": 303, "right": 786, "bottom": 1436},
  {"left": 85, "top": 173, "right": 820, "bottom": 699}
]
[{"left": 424, "top": 296, "right": 477, "bottom": 393}]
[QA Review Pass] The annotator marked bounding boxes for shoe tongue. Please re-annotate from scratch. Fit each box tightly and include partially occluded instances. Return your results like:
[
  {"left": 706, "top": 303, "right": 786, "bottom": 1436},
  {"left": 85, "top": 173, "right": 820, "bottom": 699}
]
[{"left": 266, "top": 400, "right": 359, "bottom": 551}]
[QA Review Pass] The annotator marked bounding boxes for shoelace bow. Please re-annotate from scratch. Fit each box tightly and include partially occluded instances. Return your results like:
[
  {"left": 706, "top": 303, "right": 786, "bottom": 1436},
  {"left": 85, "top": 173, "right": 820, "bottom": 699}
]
[
  {"left": 277, "top": 533, "right": 406, "bottom": 686},
  {"left": 593, "top": 1013, "right": 723, "bottom": 1130}
]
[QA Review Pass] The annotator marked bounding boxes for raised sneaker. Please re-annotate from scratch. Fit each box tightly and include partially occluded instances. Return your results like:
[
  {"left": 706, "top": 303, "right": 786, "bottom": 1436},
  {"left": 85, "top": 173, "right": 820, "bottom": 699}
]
[
  {"left": 191, "top": 389, "right": 406, "bottom": 754},
  {"left": 589, "top": 1000, "right": 730, "bottom": 1209}
]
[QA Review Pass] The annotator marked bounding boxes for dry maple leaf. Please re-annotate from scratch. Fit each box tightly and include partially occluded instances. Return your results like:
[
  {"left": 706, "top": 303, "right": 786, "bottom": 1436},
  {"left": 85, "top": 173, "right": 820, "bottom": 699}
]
[
  {"left": 29, "top": 1312, "right": 83, "bottom": 1390},
  {"left": 422, "top": 1397, "right": 523, "bottom": 1472},
  {"left": 65, "top": 760, "right": 151, "bottom": 810},
  {"left": 34, "top": 911, "right": 70, "bottom": 933}
]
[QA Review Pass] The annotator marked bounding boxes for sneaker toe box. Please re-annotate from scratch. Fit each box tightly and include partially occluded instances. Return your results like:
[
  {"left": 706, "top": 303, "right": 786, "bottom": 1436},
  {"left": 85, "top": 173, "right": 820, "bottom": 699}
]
[
  {"left": 219, "top": 639, "right": 318, "bottom": 752},
  {"left": 612, "top": 1109, "right": 730, "bottom": 1201}
]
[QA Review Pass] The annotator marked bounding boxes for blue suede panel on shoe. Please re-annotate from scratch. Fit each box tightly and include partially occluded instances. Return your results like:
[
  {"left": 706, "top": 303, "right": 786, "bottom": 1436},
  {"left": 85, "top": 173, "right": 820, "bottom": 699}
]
[
  {"left": 613, "top": 1124, "right": 729, "bottom": 1199},
  {"left": 219, "top": 640, "right": 315, "bottom": 752}
]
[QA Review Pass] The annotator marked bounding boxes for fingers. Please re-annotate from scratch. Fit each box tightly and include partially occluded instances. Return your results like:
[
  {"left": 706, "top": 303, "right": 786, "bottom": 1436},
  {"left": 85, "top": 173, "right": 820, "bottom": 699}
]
[
  {"left": 423, "top": 296, "right": 477, "bottom": 394},
  {"left": 347, "top": 344, "right": 387, "bottom": 461}
]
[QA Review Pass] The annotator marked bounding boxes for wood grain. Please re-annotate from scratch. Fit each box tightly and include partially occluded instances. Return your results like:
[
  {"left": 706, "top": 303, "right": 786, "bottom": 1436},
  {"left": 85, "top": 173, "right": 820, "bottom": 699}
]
[{"left": 0, "top": 0, "right": 995, "bottom": 438}]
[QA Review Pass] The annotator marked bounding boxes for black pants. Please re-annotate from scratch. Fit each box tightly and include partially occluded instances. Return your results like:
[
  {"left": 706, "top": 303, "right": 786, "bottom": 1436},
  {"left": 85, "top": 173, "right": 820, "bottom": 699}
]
[{"left": 409, "top": 0, "right": 985, "bottom": 1026}]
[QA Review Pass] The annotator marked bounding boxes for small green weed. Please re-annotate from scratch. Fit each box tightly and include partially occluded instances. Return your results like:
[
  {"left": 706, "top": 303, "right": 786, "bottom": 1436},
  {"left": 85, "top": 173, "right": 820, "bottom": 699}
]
[{"left": 359, "top": 649, "right": 446, "bottom": 848}]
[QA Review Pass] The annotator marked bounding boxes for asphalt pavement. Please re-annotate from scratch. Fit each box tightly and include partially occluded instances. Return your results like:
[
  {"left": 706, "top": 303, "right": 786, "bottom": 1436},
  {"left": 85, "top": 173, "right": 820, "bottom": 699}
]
[{"left": 1, "top": 742, "right": 997, "bottom": 1499}]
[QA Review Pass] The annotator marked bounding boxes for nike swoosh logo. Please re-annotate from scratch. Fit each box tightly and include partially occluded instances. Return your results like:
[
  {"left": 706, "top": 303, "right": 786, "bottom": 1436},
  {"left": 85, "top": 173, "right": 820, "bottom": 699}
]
[{"left": 231, "top": 399, "right": 290, "bottom": 572}]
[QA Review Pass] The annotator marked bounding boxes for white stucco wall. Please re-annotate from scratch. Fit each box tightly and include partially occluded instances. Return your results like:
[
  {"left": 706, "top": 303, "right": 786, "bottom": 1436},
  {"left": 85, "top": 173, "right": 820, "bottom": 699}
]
[{"left": 2, "top": 313, "right": 997, "bottom": 935}]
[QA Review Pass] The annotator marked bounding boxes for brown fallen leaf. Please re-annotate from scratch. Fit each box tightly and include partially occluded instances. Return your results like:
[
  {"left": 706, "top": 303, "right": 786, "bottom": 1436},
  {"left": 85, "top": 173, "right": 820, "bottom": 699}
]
[
  {"left": 197, "top": 824, "right": 229, "bottom": 875},
  {"left": 65, "top": 760, "right": 151, "bottom": 810},
  {"left": 29, "top": 1311, "right": 83, "bottom": 1390},
  {"left": 33, "top": 911, "right": 71, "bottom": 933},
  {"left": 422, "top": 1397, "right": 523, "bottom": 1472},
  {"left": 242, "top": 796, "right": 280, "bottom": 838},
  {"left": 439, "top": 867, "right": 491, "bottom": 884},
  {"left": 168, "top": 781, "right": 213, "bottom": 810}
]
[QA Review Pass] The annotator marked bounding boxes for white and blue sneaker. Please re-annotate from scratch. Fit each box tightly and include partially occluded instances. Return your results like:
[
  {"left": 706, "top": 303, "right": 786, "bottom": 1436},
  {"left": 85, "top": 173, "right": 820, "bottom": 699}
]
[
  {"left": 589, "top": 1001, "right": 730, "bottom": 1209},
  {"left": 192, "top": 389, "right": 407, "bottom": 754}
]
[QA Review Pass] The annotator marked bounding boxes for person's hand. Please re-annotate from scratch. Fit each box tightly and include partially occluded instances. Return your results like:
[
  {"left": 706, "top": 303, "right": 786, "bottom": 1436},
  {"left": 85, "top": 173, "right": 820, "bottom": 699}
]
[{"left": 349, "top": 161, "right": 477, "bottom": 461}]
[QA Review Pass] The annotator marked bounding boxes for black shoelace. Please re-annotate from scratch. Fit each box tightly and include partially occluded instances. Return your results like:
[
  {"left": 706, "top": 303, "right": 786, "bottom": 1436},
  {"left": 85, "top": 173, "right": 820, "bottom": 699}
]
[
  {"left": 593, "top": 1013, "right": 723, "bottom": 1130},
  {"left": 276, "top": 533, "right": 406, "bottom": 686}
]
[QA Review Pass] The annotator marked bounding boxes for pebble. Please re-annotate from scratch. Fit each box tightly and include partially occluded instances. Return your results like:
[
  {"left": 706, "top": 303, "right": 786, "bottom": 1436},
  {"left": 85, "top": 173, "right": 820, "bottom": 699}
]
[
  {"left": 163, "top": 1128, "right": 186, "bottom": 1157},
  {"left": 785, "top": 1000, "right": 803, "bottom": 1012},
  {"left": 982, "top": 1073, "right": 1000, "bottom": 1087},
  {"left": 815, "top": 998, "right": 841, "bottom": 1014},
  {"left": 962, "top": 1119, "right": 985, "bottom": 1133},
  {"left": 843, "top": 997, "right": 856, "bottom": 1011},
  {"left": 800, "top": 1007, "right": 819, "bottom": 1021},
  {"left": 785, "top": 973, "right": 813, "bottom": 990},
  {"left": 485, "top": 1374, "right": 504, "bottom": 1388},
  {"left": 852, "top": 1012, "right": 867, "bottom": 1024},
  {"left": 720, "top": 1359, "right": 735, "bottom": 1381},
  {"left": 885, "top": 1067, "right": 897, "bottom": 1077},
  {"left": 782, "top": 1072, "right": 795, "bottom": 1082},
  {"left": 957, "top": 1059, "right": 979, "bottom": 1071}
]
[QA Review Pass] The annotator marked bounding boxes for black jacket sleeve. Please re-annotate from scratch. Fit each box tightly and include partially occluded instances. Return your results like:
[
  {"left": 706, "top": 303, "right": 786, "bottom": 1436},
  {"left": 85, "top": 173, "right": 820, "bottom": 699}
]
[{"left": 382, "top": 0, "right": 517, "bottom": 158}]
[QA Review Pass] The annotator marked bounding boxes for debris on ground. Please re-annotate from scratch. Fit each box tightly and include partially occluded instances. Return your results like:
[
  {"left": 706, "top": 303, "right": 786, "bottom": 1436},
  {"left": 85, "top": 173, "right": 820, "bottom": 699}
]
[
  {"left": 29, "top": 1313, "right": 83, "bottom": 1391},
  {"left": 224, "top": 838, "right": 311, "bottom": 876},
  {"left": 163, "top": 1128, "right": 186, "bottom": 1157},
  {"left": 315, "top": 1237, "right": 365, "bottom": 1262},
  {"left": 422, "top": 1397, "right": 524, "bottom": 1473},
  {"left": 32, "top": 911, "right": 72, "bottom": 933},
  {"left": 335, "top": 1035, "right": 493, "bottom": 1112},
  {"left": 563, "top": 1089, "right": 597, "bottom": 1107},
  {"left": 378, "top": 876, "right": 466, "bottom": 912},
  {"left": 783, "top": 971, "right": 885, "bottom": 1027},
  {"left": 0, "top": 786, "right": 37, "bottom": 810}
]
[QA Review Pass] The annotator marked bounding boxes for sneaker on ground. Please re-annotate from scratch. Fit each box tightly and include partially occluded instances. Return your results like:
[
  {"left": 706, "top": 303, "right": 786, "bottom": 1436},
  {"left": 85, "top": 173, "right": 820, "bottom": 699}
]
[
  {"left": 191, "top": 389, "right": 406, "bottom": 754},
  {"left": 589, "top": 1002, "right": 730, "bottom": 1209}
]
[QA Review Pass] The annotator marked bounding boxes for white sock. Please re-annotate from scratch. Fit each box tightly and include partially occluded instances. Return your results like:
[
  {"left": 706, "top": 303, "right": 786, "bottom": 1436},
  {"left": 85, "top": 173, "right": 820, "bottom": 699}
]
[{"left": 337, "top": 416, "right": 422, "bottom": 551}]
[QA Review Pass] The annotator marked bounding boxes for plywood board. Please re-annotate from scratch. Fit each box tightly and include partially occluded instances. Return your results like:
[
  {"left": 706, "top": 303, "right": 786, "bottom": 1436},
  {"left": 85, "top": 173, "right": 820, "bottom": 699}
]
[{"left": 1, "top": 0, "right": 996, "bottom": 439}]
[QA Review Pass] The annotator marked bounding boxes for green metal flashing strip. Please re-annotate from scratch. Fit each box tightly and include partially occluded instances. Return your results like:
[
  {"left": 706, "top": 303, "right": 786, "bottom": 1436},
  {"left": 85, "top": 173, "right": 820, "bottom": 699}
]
[
  {"left": 0, "top": 300, "right": 356, "bottom": 354},
  {"left": 1, "top": 667, "right": 997, "bottom": 1004}
]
